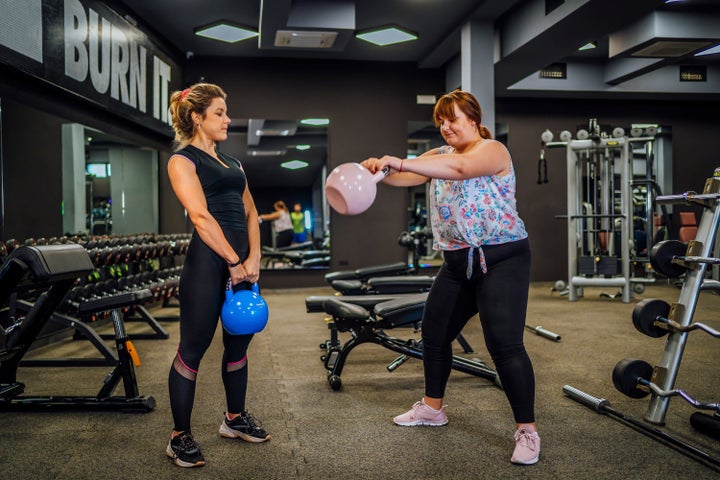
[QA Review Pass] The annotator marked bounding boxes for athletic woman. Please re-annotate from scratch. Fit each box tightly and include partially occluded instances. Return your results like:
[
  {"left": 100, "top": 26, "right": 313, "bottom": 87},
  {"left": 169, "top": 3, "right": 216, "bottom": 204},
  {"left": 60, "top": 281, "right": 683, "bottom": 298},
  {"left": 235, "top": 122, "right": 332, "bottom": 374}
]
[{"left": 166, "top": 83, "right": 269, "bottom": 468}]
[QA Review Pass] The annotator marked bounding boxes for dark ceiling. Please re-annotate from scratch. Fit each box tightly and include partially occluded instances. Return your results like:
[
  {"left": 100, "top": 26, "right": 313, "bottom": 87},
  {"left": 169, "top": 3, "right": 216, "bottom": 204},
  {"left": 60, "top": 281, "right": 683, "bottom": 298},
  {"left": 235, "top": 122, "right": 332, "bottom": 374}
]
[{"left": 106, "top": 0, "right": 720, "bottom": 187}]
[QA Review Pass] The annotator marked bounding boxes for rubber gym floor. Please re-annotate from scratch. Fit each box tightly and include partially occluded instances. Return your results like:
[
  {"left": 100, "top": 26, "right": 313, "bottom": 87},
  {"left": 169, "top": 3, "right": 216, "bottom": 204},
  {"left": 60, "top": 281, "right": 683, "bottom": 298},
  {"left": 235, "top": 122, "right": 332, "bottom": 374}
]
[{"left": 1, "top": 281, "right": 718, "bottom": 479}]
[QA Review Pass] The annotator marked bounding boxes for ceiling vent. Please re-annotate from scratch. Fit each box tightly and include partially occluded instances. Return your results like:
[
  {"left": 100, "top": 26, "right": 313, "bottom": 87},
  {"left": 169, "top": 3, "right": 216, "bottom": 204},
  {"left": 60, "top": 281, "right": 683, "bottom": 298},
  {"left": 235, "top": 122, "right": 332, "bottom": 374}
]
[
  {"left": 631, "top": 40, "right": 714, "bottom": 58},
  {"left": 274, "top": 30, "right": 338, "bottom": 48}
]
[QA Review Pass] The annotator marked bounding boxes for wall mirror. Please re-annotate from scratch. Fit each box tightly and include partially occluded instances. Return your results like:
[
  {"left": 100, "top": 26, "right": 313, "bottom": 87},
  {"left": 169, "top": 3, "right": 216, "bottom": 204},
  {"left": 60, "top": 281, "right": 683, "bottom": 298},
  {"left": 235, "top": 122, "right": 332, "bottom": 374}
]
[
  {"left": 221, "top": 118, "right": 329, "bottom": 270},
  {"left": 63, "top": 125, "right": 159, "bottom": 237}
]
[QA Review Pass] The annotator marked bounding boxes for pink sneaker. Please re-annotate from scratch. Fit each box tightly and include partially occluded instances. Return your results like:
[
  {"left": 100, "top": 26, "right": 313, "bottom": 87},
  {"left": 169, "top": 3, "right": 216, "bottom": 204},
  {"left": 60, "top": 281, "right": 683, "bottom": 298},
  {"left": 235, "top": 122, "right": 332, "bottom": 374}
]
[
  {"left": 393, "top": 400, "right": 448, "bottom": 426},
  {"left": 511, "top": 427, "right": 541, "bottom": 465}
]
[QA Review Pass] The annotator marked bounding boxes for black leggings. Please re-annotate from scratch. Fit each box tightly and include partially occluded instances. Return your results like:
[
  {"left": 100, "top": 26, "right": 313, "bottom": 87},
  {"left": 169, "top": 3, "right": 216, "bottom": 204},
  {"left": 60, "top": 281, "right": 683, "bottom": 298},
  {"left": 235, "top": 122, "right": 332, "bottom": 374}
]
[
  {"left": 421, "top": 238, "right": 536, "bottom": 424},
  {"left": 168, "top": 229, "right": 254, "bottom": 433}
]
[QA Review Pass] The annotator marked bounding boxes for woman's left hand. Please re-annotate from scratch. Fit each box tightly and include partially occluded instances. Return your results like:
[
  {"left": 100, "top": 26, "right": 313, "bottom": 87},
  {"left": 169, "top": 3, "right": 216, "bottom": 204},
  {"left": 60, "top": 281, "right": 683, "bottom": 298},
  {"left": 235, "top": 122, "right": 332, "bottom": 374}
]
[
  {"left": 362, "top": 155, "right": 402, "bottom": 173},
  {"left": 378, "top": 155, "right": 403, "bottom": 173}
]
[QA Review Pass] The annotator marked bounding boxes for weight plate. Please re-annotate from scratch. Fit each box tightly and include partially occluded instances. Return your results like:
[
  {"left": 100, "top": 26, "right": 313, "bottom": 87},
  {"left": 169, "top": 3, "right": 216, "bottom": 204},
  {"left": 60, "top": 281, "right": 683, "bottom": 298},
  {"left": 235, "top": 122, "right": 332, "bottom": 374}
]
[
  {"left": 632, "top": 298, "right": 670, "bottom": 338},
  {"left": 650, "top": 240, "right": 687, "bottom": 278},
  {"left": 612, "top": 358, "right": 653, "bottom": 399}
]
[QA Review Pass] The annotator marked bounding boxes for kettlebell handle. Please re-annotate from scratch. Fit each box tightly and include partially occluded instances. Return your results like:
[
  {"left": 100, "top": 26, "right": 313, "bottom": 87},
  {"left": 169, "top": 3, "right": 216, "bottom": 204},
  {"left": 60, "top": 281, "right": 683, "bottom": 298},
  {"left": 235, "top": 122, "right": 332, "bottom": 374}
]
[{"left": 226, "top": 279, "right": 260, "bottom": 294}]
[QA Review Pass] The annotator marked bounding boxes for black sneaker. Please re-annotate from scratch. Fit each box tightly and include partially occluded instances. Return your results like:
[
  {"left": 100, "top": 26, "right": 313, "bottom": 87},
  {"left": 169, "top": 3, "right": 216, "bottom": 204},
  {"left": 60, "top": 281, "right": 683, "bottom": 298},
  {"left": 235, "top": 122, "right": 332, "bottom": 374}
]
[
  {"left": 166, "top": 432, "right": 205, "bottom": 468},
  {"left": 219, "top": 411, "right": 270, "bottom": 443}
]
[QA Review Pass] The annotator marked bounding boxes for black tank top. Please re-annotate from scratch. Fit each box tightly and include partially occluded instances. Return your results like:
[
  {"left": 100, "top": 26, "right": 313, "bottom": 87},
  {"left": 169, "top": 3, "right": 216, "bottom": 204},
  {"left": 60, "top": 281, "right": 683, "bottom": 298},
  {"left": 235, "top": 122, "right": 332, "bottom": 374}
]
[{"left": 176, "top": 144, "right": 248, "bottom": 231}]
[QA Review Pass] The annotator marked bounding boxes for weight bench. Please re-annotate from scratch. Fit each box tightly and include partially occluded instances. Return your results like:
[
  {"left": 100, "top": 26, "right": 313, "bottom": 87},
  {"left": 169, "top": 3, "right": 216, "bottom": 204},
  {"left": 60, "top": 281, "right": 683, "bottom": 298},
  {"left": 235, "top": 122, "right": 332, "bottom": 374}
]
[
  {"left": 329, "top": 275, "right": 436, "bottom": 295},
  {"left": 305, "top": 293, "right": 498, "bottom": 391},
  {"left": 324, "top": 262, "right": 409, "bottom": 283},
  {"left": 261, "top": 241, "right": 317, "bottom": 268},
  {"left": 0, "top": 244, "right": 155, "bottom": 412}
]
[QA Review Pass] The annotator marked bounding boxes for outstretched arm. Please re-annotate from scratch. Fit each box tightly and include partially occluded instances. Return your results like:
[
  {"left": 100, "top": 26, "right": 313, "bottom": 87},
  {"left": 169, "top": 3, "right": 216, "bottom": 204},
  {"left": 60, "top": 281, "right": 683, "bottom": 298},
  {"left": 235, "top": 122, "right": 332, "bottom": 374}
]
[
  {"left": 259, "top": 210, "right": 281, "bottom": 221},
  {"left": 363, "top": 140, "right": 510, "bottom": 182}
]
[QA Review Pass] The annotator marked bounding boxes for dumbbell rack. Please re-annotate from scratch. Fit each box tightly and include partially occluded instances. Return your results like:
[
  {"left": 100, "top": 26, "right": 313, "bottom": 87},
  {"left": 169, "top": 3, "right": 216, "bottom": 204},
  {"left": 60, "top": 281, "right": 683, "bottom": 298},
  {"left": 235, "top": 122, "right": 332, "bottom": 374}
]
[{"left": 641, "top": 168, "right": 720, "bottom": 425}]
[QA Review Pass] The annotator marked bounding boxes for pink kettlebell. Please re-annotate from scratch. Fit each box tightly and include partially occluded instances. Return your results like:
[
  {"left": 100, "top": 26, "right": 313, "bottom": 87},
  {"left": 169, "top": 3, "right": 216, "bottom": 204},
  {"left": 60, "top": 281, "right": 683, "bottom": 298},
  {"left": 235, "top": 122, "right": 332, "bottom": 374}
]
[{"left": 325, "top": 163, "right": 389, "bottom": 215}]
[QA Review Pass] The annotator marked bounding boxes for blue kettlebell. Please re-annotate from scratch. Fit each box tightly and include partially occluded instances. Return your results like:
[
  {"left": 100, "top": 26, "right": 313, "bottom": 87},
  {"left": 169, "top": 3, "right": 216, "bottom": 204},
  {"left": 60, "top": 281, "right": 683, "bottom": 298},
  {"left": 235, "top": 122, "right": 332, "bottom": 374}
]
[{"left": 221, "top": 282, "right": 269, "bottom": 335}]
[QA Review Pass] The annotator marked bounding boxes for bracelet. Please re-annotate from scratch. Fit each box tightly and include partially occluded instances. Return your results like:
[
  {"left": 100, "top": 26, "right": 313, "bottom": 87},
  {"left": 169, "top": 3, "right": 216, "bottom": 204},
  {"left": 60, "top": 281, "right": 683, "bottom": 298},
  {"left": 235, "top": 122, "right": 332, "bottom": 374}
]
[
  {"left": 399, "top": 159, "right": 404, "bottom": 173},
  {"left": 228, "top": 259, "right": 242, "bottom": 268}
]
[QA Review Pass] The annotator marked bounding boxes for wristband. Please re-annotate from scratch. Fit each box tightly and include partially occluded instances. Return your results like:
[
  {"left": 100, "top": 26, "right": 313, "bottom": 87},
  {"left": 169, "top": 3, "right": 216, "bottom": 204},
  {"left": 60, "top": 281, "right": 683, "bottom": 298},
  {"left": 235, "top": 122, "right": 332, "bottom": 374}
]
[{"left": 228, "top": 259, "right": 242, "bottom": 268}]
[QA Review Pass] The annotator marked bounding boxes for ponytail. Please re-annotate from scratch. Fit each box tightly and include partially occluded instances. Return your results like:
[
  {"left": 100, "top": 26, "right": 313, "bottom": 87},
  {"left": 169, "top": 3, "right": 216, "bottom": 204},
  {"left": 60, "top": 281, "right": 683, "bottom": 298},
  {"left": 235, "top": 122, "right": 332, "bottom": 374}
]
[{"left": 478, "top": 124, "right": 493, "bottom": 140}]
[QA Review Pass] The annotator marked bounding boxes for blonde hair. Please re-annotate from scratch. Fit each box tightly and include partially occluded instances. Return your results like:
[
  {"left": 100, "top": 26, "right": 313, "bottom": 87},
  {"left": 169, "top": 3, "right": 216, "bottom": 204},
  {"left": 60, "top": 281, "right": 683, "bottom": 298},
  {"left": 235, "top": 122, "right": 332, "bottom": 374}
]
[
  {"left": 274, "top": 201, "right": 288, "bottom": 212},
  {"left": 433, "top": 89, "right": 492, "bottom": 139},
  {"left": 169, "top": 83, "right": 227, "bottom": 150}
]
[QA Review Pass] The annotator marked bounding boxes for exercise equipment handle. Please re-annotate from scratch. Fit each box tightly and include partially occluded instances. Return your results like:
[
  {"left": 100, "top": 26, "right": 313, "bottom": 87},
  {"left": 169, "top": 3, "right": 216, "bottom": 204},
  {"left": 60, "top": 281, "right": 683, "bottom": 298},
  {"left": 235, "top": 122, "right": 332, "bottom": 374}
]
[
  {"left": 637, "top": 379, "right": 720, "bottom": 413},
  {"left": 657, "top": 316, "right": 720, "bottom": 338},
  {"left": 373, "top": 166, "right": 390, "bottom": 182},
  {"left": 563, "top": 384, "right": 608, "bottom": 412},
  {"left": 526, "top": 324, "right": 561, "bottom": 342}
]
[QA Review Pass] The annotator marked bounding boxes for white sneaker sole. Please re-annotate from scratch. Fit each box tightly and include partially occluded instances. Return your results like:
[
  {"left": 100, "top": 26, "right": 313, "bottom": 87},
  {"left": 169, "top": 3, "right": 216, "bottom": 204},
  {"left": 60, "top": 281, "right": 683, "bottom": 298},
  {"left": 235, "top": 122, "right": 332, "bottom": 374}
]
[
  {"left": 219, "top": 421, "right": 270, "bottom": 443},
  {"left": 511, "top": 455, "right": 539, "bottom": 465},
  {"left": 393, "top": 419, "right": 448, "bottom": 427},
  {"left": 165, "top": 443, "right": 205, "bottom": 468}
]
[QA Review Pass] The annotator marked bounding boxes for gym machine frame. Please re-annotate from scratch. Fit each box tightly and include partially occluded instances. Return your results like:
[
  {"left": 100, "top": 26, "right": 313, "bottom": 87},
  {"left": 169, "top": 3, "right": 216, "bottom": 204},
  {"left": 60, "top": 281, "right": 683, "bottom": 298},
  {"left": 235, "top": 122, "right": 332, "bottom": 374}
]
[
  {"left": 544, "top": 123, "right": 670, "bottom": 300},
  {"left": 564, "top": 136, "right": 632, "bottom": 302}
]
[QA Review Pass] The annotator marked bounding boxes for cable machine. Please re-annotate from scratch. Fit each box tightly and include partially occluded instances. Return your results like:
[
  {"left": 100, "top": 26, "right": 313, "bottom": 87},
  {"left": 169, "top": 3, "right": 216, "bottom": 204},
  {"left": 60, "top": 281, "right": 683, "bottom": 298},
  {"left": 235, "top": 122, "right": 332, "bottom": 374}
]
[{"left": 541, "top": 120, "right": 672, "bottom": 302}]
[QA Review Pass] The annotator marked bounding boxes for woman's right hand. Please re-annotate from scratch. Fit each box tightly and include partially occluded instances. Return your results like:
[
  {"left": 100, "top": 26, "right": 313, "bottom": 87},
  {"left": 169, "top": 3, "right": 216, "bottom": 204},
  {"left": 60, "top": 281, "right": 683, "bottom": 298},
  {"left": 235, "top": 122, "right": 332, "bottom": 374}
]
[
  {"left": 228, "top": 263, "right": 249, "bottom": 285},
  {"left": 361, "top": 157, "right": 382, "bottom": 174}
]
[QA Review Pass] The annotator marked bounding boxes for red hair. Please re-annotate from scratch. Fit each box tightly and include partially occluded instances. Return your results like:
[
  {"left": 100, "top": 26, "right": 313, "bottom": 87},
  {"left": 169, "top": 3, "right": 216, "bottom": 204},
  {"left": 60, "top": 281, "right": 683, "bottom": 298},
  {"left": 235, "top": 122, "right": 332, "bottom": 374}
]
[{"left": 433, "top": 90, "right": 492, "bottom": 139}]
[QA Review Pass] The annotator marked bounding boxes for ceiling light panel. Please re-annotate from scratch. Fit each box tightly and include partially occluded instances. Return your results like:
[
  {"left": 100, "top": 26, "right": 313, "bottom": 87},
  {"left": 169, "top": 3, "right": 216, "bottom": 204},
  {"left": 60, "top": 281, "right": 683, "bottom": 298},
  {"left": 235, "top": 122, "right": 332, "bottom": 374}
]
[
  {"left": 356, "top": 26, "right": 417, "bottom": 46},
  {"left": 194, "top": 22, "right": 258, "bottom": 43},
  {"left": 695, "top": 43, "right": 720, "bottom": 56},
  {"left": 281, "top": 160, "right": 309, "bottom": 170},
  {"left": 300, "top": 118, "right": 329, "bottom": 126}
]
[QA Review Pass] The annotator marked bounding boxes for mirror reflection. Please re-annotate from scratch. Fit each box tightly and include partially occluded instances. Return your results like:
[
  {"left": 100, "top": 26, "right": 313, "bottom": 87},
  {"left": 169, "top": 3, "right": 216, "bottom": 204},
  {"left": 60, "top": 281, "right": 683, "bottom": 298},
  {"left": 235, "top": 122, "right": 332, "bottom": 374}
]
[
  {"left": 63, "top": 125, "right": 159, "bottom": 237},
  {"left": 405, "top": 121, "right": 444, "bottom": 271},
  {"left": 220, "top": 119, "right": 330, "bottom": 270}
]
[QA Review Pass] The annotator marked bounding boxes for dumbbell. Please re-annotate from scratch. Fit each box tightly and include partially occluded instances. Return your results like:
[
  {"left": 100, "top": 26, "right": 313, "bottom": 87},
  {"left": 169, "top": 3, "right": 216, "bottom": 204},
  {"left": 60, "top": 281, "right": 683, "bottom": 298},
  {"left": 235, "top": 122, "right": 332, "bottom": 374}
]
[
  {"left": 650, "top": 240, "right": 720, "bottom": 278},
  {"left": 5, "top": 239, "right": 21, "bottom": 253}
]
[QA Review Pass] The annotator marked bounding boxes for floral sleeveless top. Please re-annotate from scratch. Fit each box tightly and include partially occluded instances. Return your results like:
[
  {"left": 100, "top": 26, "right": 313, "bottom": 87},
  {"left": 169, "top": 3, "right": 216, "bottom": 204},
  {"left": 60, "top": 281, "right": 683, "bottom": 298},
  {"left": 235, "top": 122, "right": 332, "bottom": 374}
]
[{"left": 429, "top": 143, "right": 528, "bottom": 275}]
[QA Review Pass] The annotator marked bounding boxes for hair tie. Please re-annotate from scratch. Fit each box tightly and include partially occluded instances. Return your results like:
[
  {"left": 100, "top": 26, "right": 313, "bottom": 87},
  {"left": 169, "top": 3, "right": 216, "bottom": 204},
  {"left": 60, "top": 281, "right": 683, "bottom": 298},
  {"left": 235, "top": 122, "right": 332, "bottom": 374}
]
[{"left": 180, "top": 88, "right": 190, "bottom": 100}]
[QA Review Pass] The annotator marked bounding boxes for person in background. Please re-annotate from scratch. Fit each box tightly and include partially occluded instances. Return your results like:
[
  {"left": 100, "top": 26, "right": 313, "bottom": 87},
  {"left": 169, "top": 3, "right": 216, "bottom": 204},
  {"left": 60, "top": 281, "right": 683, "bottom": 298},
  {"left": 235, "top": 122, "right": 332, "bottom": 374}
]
[
  {"left": 166, "top": 82, "right": 270, "bottom": 468},
  {"left": 259, "top": 200, "right": 294, "bottom": 248},
  {"left": 361, "top": 89, "right": 540, "bottom": 465},
  {"left": 290, "top": 202, "right": 307, "bottom": 243}
]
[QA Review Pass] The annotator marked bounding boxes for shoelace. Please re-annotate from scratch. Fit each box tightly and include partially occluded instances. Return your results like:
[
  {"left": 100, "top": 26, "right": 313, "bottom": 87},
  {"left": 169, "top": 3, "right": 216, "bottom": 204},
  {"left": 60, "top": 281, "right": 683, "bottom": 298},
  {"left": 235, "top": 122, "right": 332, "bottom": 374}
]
[
  {"left": 176, "top": 434, "right": 199, "bottom": 451},
  {"left": 514, "top": 429, "right": 538, "bottom": 452},
  {"left": 236, "top": 413, "right": 264, "bottom": 433}
]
